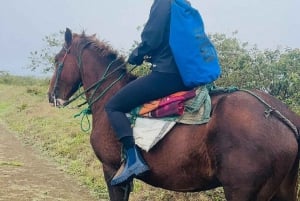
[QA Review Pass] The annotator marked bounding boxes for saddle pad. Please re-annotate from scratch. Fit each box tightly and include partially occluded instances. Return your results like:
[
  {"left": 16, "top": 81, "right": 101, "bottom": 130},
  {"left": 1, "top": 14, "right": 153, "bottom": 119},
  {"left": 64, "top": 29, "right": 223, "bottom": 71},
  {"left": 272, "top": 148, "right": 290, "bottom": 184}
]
[
  {"left": 133, "top": 118, "right": 176, "bottom": 152},
  {"left": 132, "top": 87, "right": 211, "bottom": 151}
]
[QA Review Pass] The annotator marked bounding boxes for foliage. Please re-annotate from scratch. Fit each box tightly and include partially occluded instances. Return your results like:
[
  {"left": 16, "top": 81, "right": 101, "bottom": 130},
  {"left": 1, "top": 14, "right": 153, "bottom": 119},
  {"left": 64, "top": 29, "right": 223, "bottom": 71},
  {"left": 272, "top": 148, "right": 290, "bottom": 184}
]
[
  {"left": 210, "top": 32, "right": 300, "bottom": 108},
  {"left": 0, "top": 73, "right": 49, "bottom": 86},
  {"left": 28, "top": 31, "right": 64, "bottom": 73}
]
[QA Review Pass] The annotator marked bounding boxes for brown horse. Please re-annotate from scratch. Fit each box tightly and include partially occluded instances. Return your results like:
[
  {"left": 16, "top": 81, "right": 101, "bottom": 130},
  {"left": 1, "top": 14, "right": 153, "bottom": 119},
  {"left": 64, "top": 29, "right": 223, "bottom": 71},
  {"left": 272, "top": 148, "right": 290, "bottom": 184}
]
[{"left": 48, "top": 28, "right": 300, "bottom": 201}]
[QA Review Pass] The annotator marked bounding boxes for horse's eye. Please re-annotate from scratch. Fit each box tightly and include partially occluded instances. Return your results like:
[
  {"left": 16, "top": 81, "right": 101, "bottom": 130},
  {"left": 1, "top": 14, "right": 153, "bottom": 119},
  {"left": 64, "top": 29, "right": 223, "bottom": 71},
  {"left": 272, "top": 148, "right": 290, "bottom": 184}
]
[{"left": 54, "top": 59, "right": 58, "bottom": 66}]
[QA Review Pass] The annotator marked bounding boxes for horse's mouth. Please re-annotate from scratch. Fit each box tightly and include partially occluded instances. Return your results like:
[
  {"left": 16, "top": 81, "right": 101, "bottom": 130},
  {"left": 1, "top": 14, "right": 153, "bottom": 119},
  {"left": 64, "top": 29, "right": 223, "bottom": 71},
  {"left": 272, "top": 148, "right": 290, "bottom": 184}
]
[{"left": 50, "top": 98, "right": 67, "bottom": 108}]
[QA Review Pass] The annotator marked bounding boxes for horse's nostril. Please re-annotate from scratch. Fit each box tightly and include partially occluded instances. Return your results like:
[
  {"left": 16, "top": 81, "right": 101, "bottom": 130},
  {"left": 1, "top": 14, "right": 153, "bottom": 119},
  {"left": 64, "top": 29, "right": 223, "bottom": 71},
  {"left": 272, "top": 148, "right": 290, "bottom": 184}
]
[
  {"left": 48, "top": 92, "right": 56, "bottom": 104},
  {"left": 48, "top": 96, "right": 52, "bottom": 103}
]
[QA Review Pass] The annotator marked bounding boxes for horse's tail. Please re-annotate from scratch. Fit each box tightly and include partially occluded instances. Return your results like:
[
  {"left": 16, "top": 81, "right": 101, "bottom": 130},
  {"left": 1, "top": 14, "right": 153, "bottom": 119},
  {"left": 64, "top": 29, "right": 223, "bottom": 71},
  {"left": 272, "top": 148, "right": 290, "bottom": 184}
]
[
  {"left": 297, "top": 127, "right": 300, "bottom": 159},
  {"left": 292, "top": 124, "right": 300, "bottom": 159}
]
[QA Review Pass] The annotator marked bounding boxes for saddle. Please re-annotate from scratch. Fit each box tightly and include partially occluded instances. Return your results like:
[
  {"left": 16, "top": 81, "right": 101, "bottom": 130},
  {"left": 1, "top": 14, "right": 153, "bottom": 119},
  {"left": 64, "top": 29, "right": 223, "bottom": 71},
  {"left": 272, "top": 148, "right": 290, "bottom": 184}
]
[{"left": 129, "top": 86, "right": 212, "bottom": 151}]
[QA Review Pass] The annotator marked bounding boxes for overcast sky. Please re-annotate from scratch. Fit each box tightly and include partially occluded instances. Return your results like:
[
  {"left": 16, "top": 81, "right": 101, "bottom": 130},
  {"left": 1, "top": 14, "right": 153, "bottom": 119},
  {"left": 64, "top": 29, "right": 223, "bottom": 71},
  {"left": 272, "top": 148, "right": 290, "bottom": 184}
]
[{"left": 0, "top": 0, "right": 299, "bottom": 76}]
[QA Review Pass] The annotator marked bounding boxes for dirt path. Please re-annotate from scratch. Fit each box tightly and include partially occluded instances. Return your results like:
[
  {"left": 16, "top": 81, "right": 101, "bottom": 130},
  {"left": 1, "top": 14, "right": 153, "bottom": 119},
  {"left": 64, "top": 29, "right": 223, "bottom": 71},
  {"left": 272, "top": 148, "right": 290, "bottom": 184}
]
[{"left": 0, "top": 123, "right": 99, "bottom": 201}]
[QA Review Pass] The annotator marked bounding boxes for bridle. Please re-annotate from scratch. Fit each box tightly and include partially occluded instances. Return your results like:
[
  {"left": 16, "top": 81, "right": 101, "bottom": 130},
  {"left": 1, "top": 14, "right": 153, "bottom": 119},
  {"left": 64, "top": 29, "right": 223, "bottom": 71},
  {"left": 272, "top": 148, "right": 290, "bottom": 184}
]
[
  {"left": 51, "top": 41, "right": 135, "bottom": 132},
  {"left": 51, "top": 42, "right": 135, "bottom": 110},
  {"left": 51, "top": 45, "right": 71, "bottom": 107}
]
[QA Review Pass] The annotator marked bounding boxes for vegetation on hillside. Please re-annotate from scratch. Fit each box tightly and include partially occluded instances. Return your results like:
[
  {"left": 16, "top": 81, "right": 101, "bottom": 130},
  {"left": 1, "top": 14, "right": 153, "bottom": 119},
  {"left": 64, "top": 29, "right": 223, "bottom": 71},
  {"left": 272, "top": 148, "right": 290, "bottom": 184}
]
[{"left": 211, "top": 33, "right": 300, "bottom": 110}]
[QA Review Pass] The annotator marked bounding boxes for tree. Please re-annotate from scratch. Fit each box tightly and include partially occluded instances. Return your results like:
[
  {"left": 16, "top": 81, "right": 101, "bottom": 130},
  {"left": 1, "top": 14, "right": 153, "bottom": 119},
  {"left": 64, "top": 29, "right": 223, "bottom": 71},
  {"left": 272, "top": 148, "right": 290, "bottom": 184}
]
[
  {"left": 28, "top": 31, "right": 64, "bottom": 73},
  {"left": 211, "top": 32, "right": 300, "bottom": 108}
]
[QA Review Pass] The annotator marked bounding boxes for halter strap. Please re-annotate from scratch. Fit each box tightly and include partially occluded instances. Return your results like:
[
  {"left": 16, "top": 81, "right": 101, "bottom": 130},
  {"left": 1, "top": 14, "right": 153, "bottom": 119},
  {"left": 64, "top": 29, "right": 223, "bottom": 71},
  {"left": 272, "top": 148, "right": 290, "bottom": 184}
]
[{"left": 52, "top": 46, "right": 71, "bottom": 107}]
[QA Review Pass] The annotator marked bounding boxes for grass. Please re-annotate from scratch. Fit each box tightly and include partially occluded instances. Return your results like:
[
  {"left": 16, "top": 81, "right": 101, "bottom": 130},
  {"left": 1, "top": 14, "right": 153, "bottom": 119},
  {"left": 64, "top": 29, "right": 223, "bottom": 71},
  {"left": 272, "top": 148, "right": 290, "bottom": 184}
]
[
  {"left": 0, "top": 161, "right": 24, "bottom": 167},
  {"left": 1, "top": 75, "right": 299, "bottom": 200}
]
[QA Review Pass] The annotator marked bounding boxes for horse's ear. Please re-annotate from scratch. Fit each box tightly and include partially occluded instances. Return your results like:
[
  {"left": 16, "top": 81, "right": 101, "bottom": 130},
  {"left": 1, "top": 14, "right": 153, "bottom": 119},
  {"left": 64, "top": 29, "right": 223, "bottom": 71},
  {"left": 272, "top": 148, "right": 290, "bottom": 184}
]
[
  {"left": 65, "top": 28, "right": 72, "bottom": 46},
  {"left": 91, "top": 33, "right": 97, "bottom": 40}
]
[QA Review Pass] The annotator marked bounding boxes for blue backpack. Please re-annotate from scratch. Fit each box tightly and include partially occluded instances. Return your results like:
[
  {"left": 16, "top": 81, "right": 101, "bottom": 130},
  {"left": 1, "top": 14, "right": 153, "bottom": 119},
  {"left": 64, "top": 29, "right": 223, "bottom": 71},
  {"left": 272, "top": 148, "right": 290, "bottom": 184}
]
[{"left": 169, "top": 0, "right": 221, "bottom": 88}]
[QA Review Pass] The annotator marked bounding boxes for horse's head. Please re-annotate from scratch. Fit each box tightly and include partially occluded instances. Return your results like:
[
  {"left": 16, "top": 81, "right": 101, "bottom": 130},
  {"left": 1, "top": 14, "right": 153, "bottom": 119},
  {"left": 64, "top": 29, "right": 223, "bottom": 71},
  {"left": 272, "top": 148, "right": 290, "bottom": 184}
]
[
  {"left": 48, "top": 28, "right": 129, "bottom": 108},
  {"left": 48, "top": 28, "right": 83, "bottom": 107}
]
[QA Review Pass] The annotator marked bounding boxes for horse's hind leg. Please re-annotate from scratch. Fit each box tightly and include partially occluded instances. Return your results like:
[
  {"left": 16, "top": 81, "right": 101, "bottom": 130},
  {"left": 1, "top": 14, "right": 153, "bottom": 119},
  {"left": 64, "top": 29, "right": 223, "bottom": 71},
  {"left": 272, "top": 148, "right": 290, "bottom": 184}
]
[
  {"left": 222, "top": 181, "right": 278, "bottom": 201},
  {"left": 270, "top": 159, "right": 299, "bottom": 201},
  {"left": 221, "top": 160, "right": 299, "bottom": 201},
  {"left": 218, "top": 152, "right": 294, "bottom": 201}
]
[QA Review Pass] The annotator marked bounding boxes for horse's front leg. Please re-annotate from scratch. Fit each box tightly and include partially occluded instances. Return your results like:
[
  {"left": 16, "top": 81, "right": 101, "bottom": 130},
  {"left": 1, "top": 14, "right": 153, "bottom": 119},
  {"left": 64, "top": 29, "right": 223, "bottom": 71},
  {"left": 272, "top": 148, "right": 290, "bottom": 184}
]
[
  {"left": 103, "top": 166, "right": 132, "bottom": 201},
  {"left": 107, "top": 182, "right": 132, "bottom": 201}
]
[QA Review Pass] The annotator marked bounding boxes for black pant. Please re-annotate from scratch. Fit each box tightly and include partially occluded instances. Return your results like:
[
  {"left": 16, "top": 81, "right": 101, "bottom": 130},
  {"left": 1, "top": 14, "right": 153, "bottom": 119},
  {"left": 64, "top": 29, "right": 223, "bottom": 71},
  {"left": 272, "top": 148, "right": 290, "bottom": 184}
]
[{"left": 105, "top": 71, "right": 190, "bottom": 139}]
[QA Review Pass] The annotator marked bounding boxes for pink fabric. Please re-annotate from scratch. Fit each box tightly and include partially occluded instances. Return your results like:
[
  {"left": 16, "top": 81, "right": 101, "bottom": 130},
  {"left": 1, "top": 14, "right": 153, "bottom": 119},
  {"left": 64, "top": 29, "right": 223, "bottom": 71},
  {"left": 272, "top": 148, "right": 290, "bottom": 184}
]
[
  {"left": 140, "top": 90, "right": 196, "bottom": 118},
  {"left": 157, "top": 90, "right": 196, "bottom": 107},
  {"left": 150, "top": 101, "right": 184, "bottom": 118}
]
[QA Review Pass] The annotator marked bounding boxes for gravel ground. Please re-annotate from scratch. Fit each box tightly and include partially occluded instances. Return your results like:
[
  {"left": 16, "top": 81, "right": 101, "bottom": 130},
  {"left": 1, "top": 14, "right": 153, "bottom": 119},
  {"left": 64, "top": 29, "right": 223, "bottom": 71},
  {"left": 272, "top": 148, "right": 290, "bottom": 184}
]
[{"left": 0, "top": 122, "right": 99, "bottom": 201}]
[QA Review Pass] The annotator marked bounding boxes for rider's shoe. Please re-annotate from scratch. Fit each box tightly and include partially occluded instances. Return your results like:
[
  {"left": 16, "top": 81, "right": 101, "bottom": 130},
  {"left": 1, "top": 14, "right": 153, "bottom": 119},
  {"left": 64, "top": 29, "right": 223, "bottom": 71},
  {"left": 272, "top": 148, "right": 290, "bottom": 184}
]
[{"left": 111, "top": 145, "right": 150, "bottom": 186}]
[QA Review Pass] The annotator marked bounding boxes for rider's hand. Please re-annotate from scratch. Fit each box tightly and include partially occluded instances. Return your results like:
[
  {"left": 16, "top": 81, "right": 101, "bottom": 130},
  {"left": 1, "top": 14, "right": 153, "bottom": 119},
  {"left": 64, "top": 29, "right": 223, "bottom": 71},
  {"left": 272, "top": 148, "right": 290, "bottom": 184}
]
[{"left": 128, "top": 50, "right": 144, "bottom": 65}]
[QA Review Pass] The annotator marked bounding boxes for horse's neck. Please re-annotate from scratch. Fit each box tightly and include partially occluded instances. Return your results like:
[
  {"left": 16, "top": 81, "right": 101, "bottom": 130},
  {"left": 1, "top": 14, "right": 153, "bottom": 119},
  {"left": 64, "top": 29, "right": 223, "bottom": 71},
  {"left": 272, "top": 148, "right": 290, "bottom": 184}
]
[
  {"left": 83, "top": 69, "right": 131, "bottom": 155},
  {"left": 81, "top": 57, "right": 125, "bottom": 102},
  {"left": 81, "top": 64, "right": 131, "bottom": 116}
]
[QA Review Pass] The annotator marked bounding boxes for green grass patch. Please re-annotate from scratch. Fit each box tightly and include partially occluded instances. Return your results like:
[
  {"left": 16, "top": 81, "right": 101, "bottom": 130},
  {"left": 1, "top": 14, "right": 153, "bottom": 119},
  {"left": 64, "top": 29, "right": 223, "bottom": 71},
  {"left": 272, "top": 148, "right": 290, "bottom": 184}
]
[
  {"left": 0, "top": 161, "right": 23, "bottom": 167},
  {"left": 0, "top": 73, "right": 49, "bottom": 86}
]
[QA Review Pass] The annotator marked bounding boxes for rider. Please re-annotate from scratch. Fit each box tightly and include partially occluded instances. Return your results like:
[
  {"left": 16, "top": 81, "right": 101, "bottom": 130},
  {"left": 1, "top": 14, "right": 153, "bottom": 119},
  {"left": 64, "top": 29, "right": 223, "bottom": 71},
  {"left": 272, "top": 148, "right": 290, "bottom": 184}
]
[{"left": 105, "top": 0, "right": 192, "bottom": 186}]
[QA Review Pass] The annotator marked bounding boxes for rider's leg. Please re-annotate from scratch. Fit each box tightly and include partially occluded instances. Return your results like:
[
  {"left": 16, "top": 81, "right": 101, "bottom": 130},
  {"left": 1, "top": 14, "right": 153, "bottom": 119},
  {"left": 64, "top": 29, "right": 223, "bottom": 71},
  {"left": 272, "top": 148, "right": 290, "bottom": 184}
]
[{"left": 105, "top": 71, "right": 189, "bottom": 186}]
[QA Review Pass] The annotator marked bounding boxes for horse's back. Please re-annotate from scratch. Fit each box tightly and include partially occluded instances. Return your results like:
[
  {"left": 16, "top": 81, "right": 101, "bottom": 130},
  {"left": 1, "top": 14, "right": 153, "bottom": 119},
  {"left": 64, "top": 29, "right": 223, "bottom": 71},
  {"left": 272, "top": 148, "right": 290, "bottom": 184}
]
[{"left": 210, "top": 90, "right": 298, "bottom": 163}]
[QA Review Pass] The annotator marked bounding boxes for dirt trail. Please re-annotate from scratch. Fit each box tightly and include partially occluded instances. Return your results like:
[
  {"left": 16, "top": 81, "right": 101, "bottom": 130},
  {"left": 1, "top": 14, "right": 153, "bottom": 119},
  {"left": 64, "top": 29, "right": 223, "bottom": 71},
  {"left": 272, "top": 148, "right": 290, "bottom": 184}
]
[{"left": 0, "top": 123, "right": 100, "bottom": 201}]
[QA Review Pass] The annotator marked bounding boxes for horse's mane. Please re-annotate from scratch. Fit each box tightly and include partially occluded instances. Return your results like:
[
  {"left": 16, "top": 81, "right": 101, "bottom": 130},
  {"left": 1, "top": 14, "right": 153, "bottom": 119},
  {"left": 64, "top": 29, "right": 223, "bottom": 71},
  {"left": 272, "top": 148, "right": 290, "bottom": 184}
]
[
  {"left": 73, "top": 31, "right": 125, "bottom": 63},
  {"left": 71, "top": 31, "right": 136, "bottom": 82}
]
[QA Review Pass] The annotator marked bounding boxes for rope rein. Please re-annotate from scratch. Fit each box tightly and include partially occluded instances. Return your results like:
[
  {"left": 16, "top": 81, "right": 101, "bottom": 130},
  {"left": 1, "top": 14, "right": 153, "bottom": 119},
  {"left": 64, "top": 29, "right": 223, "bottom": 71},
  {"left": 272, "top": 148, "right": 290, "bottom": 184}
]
[
  {"left": 63, "top": 59, "right": 126, "bottom": 107},
  {"left": 55, "top": 39, "right": 139, "bottom": 132},
  {"left": 63, "top": 49, "right": 138, "bottom": 132}
]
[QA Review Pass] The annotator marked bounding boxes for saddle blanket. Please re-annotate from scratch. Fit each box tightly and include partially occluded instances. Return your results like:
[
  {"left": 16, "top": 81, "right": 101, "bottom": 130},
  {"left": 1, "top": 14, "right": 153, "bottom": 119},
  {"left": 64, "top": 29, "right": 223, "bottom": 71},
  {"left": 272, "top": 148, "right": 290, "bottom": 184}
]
[
  {"left": 133, "top": 90, "right": 196, "bottom": 118},
  {"left": 131, "top": 87, "right": 211, "bottom": 152}
]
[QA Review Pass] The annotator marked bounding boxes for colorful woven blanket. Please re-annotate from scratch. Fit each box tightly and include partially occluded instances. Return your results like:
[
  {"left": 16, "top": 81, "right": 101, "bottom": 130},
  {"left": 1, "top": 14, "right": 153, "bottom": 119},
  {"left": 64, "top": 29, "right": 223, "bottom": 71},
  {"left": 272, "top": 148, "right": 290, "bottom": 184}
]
[
  {"left": 130, "top": 86, "right": 211, "bottom": 151},
  {"left": 132, "top": 90, "right": 196, "bottom": 118}
]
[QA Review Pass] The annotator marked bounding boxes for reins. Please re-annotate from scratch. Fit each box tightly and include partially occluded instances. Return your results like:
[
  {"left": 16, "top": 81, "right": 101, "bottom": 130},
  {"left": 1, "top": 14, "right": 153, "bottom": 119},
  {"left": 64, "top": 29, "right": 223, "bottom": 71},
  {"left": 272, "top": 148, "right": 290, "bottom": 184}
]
[
  {"left": 63, "top": 59, "right": 127, "bottom": 108},
  {"left": 75, "top": 64, "right": 138, "bottom": 132},
  {"left": 53, "top": 39, "right": 139, "bottom": 132},
  {"left": 61, "top": 49, "right": 137, "bottom": 132}
]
